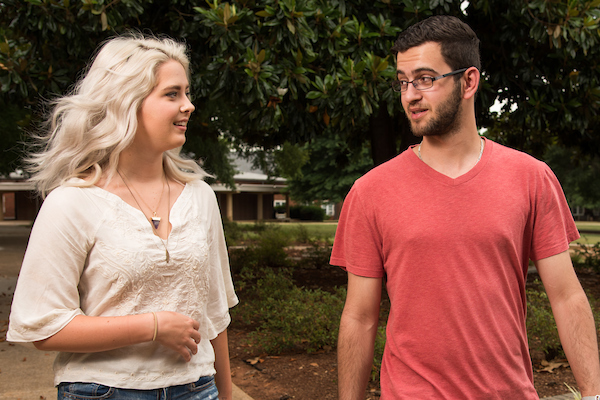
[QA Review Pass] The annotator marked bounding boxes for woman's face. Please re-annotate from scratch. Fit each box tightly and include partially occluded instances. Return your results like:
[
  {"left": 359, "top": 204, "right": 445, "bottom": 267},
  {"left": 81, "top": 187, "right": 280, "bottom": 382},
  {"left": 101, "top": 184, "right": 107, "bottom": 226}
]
[{"left": 135, "top": 60, "right": 195, "bottom": 154}]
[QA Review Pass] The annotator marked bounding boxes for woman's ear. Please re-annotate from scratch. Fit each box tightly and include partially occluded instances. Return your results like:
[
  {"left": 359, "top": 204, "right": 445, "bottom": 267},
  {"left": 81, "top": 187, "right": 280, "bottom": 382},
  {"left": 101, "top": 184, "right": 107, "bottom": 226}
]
[{"left": 462, "top": 67, "right": 480, "bottom": 100}]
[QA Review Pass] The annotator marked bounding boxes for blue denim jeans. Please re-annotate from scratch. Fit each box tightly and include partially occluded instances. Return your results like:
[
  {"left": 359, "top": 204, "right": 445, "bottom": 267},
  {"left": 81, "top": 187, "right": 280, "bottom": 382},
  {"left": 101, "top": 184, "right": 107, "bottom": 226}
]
[{"left": 57, "top": 376, "right": 218, "bottom": 400}]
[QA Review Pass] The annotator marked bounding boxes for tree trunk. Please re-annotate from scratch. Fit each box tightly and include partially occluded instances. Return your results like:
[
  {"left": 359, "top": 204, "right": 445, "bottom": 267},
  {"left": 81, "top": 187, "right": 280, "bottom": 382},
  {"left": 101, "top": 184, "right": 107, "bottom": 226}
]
[
  {"left": 369, "top": 103, "right": 398, "bottom": 166},
  {"left": 369, "top": 104, "right": 419, "bottom": 166},
  {"left": 397, "top": 116, "right": 420, "bottom": 154}
]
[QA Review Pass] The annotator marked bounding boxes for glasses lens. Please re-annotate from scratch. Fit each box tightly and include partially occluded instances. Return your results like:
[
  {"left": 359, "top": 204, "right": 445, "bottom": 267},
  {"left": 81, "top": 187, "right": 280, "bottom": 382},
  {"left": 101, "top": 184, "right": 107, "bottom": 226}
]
[{"left": 415, "top": 77, "right": 433, "bottom": 90}]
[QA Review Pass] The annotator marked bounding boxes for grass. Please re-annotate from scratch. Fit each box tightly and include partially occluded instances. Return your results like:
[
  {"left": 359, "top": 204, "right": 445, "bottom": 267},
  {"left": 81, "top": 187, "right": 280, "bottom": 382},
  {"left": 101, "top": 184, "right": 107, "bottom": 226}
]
[
  {"left": 575, "top": 221, "right": 600, "bottom": 244},
  {"left": 576, "top": 233, "right": 600, "bottom": 245},
  {"left": 231, "top": 220, "right": 600, "bottom": 246},
  {"left": 575, "top": 221, "right": 600, "bottom": 232},
  {"left": 236, "top": 221, "right": 338, "bottom": 244}
]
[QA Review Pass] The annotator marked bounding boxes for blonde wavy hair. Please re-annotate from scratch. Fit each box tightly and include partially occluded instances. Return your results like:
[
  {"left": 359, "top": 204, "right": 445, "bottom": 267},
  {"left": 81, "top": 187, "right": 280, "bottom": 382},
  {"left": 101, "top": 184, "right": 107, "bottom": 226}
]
[{"left": 27, "top": 32, "right": 208, "bottom": 198}]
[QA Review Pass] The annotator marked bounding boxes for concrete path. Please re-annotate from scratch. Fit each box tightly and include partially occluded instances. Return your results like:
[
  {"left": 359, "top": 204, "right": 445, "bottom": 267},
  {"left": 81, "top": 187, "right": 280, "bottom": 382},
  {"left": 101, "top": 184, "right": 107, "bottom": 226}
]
[{"left": 0, "top": 222, "right": 253, "bottom": 400}]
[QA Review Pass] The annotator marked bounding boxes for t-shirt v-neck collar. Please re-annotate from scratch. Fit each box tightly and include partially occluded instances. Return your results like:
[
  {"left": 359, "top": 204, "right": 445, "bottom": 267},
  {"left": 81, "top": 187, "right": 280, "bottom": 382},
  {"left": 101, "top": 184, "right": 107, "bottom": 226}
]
[{"left": 410, "top": 138, "right": 492, "bottom": 186}]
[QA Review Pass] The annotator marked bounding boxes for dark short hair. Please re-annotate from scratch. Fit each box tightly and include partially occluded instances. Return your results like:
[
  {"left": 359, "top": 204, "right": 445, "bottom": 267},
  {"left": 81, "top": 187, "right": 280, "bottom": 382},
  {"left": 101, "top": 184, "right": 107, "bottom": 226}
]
[{"left": 391, "top": 15, "right": 481, "bottom": 72}]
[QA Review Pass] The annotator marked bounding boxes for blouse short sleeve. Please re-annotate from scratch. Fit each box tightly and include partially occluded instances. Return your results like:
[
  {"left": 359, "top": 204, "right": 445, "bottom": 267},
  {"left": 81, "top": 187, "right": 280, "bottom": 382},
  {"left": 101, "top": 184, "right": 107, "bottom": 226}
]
[
  {"left": 7, "top": 186, "right": 98, "bottom": 342},
  {"left": 199, "top": 182, "right": 239, "bottom": 339}
]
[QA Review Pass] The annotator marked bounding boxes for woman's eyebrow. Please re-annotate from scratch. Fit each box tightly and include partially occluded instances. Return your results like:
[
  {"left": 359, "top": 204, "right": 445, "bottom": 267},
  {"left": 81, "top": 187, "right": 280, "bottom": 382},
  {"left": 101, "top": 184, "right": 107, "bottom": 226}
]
[{"left": 161, "top": 85, "right": 183, "bottom": 91}]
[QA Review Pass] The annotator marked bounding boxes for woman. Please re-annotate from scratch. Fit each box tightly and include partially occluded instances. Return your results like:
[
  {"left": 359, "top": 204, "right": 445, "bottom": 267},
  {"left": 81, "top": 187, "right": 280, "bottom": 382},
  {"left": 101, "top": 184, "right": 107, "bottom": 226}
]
[{"left": 7, "top": 33, "right": 238, "bottom": 400}]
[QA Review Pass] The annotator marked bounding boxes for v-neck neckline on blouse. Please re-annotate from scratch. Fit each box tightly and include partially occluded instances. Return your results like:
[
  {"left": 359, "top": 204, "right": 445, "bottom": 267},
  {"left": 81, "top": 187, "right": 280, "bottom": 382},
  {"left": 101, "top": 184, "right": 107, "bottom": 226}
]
[
  {"left": 410, "top": 137, "right": 492, "bottom": 186},
  {"left": 89, "top": 180, "right": 189, "bottom": 242}
]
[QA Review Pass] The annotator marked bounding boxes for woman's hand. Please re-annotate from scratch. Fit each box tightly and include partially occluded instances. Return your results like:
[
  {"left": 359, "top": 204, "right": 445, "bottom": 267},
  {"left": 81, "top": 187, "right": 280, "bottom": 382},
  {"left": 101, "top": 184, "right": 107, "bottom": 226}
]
[
  {"left": 154, "top": 311, "right": 201, "bottom": 362},
  {"left": 33, "top": 311, "right": 201, "bottom": 362}
]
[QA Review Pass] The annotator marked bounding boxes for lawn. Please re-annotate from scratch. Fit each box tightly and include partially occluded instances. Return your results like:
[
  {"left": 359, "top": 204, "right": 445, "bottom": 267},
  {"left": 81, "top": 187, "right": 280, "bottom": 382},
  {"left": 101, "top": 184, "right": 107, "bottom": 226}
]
[
  {"left": 236, "top": 221, "right": 338, "bottom": 244},
  {"left": 234, "top": 220, "right": 600, "bottom": 245},
  {"left": 575, "top": 221, "right": 600, "bottom": 244},
  {"left": 275, "top": 222, "right": 338, "bottom": 241}
]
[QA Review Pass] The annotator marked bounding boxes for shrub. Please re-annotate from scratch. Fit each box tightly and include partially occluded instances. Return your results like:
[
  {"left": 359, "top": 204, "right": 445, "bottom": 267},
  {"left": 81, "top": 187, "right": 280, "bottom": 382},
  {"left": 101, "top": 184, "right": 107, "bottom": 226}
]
[
  {"left": 223, "top": 221, "right": 271, "bottom": 247},
  {"left": 296, "top": 242, "right": 332, "bottom": 270},
  {"left": 290, "top": 205, "right": 326, "bottom": 221},
  {"left": 525, "top": 280, "right": 600, "bottom": 362},
  {"left": 231, "top": 267, "right": 346, "bottom": 354},
  {"left": 222, "top": 220, "right": 243, "bottom": 247},
  {"left": 526, "top": 283, "right": 563, "bottom": 360},
  {"left": 371, "top": 326, "right": 386, "bottom": 385},
  {"left": 229, "top": 229, "right": 291, "bottom": 274},
  {"left": 247, "top": 221, "right": 268, "bottom": 233},
  {"left": 294, "top": 224, "right": 311, "bottom": 244},
  {"left": 572, "top": 242, "right": 600, "bottom": 273}
]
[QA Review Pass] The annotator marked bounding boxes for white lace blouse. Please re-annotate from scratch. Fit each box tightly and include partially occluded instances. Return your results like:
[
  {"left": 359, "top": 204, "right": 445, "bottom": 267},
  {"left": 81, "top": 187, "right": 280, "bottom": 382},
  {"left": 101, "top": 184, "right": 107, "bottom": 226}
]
[{"left": 7, "top": 179, "right": 238, "bottom": 389}]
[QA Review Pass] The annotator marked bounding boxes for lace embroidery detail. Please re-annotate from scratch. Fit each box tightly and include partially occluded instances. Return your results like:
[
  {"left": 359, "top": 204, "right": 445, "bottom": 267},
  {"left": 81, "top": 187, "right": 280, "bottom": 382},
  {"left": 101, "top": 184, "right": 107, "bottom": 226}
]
[{"left": 79, "top": 202, "right": 211, "bottom": 321}]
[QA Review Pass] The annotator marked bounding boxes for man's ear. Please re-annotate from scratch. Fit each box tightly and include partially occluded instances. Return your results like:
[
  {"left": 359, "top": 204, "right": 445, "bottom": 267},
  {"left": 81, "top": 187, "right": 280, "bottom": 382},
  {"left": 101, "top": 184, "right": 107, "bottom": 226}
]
[{"left": 462, "top": 67, "right": 480, "bottom": 100}]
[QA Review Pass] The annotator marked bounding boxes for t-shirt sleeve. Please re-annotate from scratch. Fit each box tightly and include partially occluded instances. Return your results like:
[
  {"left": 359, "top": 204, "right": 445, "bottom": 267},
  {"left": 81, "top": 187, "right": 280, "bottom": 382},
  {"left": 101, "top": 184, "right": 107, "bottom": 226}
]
[
  {"left": 7, "top": 188, "right": 95, "bottom": 343},
  {"left": 201, "top": 183, "right": 238, "bottom": 340},
  {"left": 330, "top": 181, "right": 385, "bottom": 278},
  {"left": 529, "top": 164, "right": 580, "bottom": 261}
]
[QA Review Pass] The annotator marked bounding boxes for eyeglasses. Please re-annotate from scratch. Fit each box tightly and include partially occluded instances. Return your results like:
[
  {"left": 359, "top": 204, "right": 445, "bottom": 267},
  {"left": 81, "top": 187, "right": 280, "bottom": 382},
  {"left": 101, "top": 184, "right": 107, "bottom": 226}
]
[{"left": 391, "top": 68, "right": 469, "bottom": 93}]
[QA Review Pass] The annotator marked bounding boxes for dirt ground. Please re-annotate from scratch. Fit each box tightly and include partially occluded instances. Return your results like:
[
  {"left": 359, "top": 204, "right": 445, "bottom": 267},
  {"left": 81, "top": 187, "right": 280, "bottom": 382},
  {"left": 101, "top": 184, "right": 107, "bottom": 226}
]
[{"left": 228, "top": 266, "right": 600, "bottom": 400}]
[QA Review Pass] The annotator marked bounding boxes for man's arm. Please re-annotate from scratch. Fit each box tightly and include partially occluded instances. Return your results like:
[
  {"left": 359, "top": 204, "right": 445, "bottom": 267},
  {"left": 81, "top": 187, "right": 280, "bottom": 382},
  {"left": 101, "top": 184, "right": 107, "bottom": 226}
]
[
  {"left": 338, "top": 272, "right": 382, "bottom": 400},
  {"left": 536, "top": 250, "right": 600, "bottom": 396}
]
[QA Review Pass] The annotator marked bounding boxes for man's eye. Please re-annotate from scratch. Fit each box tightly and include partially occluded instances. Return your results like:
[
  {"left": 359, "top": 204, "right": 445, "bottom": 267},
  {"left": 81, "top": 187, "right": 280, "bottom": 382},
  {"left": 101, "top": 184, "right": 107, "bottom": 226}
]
[{"left": 418, "top": 77, "right": 434, "bottom": 84}]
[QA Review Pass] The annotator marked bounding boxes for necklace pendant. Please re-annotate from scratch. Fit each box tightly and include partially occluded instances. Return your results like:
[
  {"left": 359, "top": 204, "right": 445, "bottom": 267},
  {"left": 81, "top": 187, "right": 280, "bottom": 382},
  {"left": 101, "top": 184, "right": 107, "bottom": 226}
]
[
  {"left": 151, "top": 216, "right": 161, "bottom": 230},
  {"left": 165, "top": 249, "right": 170, "bottom": 263}
]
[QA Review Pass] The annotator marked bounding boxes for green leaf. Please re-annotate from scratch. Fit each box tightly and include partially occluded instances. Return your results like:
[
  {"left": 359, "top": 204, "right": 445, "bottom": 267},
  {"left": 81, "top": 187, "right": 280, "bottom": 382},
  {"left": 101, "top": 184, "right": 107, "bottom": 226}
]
[
  {"left": 286, "top": 19, "right": 296, "bottom": 34},
  {"left": 101, "top": 11, "right": 108, "bottom": 31},
  {"left": 306, "top": 91, "right": 322, "bottom": 99}
]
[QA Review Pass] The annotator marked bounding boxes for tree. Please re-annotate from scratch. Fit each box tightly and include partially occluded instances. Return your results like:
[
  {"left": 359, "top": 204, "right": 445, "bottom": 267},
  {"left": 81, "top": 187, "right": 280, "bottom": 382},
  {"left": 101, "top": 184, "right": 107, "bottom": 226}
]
[
  {"left": 2, "top": 0, "right": 599, "bottom": 205},
  {"left": 544, "top": 145, "right": 600, "bottom": 210},
  {"left": 282, "top": 133, "right": 372, "bottom": 204},
  {"left": 194, "top": 0, "right": 600, "bottom": 201},
  {"left": 467, "top": 0, "right": 600, "bottom": 211},
  {"left": 192, "top": 0, "right": 448, "bottom": 191},
  {"left": 0, "top": 0, "right": 238, "bottom": 186},
  {"left": 466, "top": 0, "right": 600, "bottom": 158}
]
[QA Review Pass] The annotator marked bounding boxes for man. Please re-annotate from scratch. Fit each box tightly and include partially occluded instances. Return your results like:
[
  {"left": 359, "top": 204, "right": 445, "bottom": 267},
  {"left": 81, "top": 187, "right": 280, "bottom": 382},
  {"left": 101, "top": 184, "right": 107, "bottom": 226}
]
[{"left": 331, "top": 15, "right": 600, "bottom": 399}]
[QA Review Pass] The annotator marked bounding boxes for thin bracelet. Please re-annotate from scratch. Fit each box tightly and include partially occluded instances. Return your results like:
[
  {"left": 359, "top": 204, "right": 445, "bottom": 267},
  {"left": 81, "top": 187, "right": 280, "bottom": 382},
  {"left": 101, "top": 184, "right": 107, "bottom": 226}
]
[{"left": 152, "top": 312, "right": 158, "bottom": 342}]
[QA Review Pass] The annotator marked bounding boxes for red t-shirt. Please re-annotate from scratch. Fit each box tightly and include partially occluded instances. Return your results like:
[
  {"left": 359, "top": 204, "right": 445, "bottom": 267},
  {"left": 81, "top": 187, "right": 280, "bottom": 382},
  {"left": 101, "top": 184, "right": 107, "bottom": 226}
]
[{"left": 331, "top": 139, "right": 579, "bottom": 399}]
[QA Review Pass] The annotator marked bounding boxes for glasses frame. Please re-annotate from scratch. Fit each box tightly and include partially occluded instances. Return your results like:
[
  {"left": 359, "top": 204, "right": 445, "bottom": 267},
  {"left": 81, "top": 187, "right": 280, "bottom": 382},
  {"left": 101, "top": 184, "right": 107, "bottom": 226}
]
[{"left": 391, "top": 67, "right": 469, "bottom": 93}]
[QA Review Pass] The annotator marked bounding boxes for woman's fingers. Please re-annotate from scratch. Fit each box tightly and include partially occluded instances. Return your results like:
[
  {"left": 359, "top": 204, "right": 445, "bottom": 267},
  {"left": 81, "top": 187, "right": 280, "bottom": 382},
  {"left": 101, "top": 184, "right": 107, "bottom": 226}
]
[{"left": 155, "top": 311, "right": 201, "bottom": 361}]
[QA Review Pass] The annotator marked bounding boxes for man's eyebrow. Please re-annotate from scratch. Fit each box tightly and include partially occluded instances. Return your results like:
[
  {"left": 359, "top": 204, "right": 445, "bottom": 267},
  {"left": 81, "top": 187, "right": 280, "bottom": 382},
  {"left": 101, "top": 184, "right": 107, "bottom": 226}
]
[{"left": 396, "top": 67, "right": 438, "bottom": 76}]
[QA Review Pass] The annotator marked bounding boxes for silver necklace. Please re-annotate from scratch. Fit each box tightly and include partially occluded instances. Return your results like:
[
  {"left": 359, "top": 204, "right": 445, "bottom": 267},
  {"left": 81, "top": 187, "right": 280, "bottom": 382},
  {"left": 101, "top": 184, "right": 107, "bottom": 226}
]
[
  {"left": 118, "top": 171, "right": 166, "bottom": 229},
  {"left": 117, "top": 170, "right": 171, "bottom": 263},
  {"left": 418, "top": 137, "right": 485, "bottom": 164}
]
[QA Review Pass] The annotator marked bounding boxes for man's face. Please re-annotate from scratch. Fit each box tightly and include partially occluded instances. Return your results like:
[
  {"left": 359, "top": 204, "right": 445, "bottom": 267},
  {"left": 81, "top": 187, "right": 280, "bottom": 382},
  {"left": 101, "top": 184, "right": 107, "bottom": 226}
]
[{"left": 396, "top": 42, "right": 464, "bottom": 137}]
